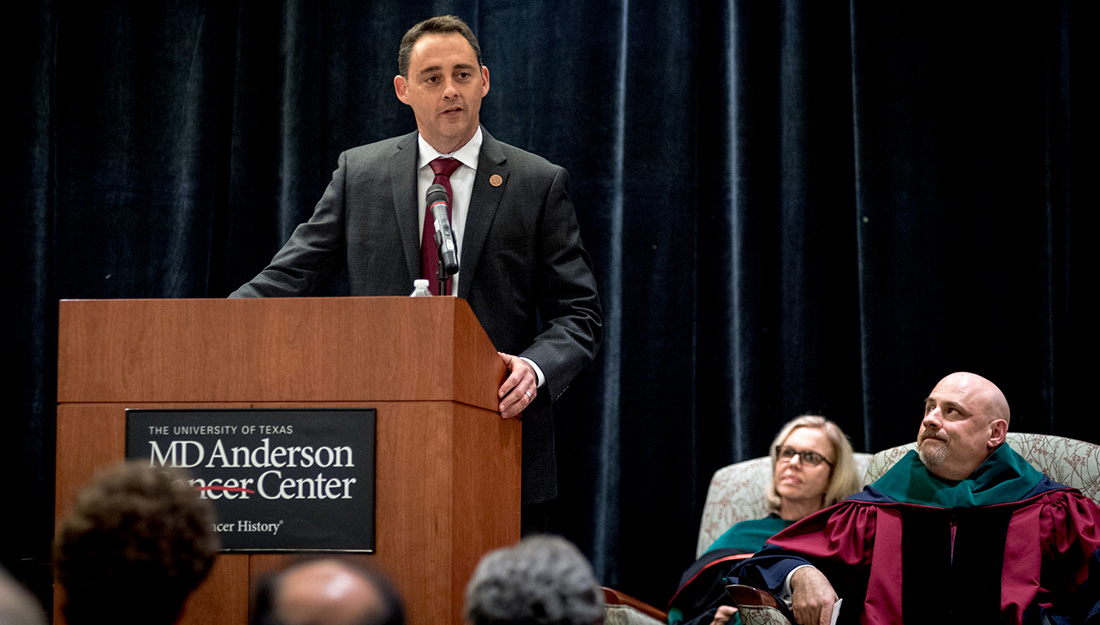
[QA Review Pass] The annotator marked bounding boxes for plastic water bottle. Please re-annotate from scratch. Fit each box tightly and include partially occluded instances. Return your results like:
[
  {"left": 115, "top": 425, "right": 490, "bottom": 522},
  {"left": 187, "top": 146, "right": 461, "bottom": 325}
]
[{"left": 410, "top": 279, "right": 432, "bottom": 297}]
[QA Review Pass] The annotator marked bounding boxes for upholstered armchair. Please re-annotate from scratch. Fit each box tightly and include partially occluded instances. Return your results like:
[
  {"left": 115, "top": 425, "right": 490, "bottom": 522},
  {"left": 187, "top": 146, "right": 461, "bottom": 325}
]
[
  {"left": 727, "top": 433, "right": 1100, "bottom": 625},
  {"left": 602, "top": 453, "right": 873, "bottom": 624},
  {"left": 604, "top": 433, "right": 1100, "bottom": 625},
  {"left": 863, "top": 433, "right": 1100, "bottom": 499}
]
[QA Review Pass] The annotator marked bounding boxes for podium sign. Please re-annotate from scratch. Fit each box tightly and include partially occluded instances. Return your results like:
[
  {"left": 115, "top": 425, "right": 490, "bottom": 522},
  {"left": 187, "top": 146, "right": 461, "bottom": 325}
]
[
  {"left": 126, "top": 408, "right": 376, "bottom": 551},
  {"left": 58, "top": 297, "right": 519, "bottom": 625}
]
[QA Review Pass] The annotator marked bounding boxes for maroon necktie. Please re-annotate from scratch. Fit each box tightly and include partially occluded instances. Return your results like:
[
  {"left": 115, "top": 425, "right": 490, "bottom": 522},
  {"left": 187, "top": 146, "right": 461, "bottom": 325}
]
[{"left": 421, "top": 157, "right": 462, "bottom": 294}]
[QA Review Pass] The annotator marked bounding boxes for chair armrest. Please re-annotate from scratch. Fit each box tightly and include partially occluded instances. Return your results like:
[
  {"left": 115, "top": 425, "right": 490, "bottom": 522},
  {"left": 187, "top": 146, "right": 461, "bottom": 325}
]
[
  {"left": 725, "top": 584, "right": 792, "bottom": 625},
  {"left": 601, "top": 586, "right": 668, "bottom": 623}
]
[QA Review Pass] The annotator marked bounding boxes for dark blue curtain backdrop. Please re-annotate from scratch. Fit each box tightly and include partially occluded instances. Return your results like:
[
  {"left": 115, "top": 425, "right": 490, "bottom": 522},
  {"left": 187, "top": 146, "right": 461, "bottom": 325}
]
[{"left": 6, "top": 0, "right": 1097, "bottom": 611}]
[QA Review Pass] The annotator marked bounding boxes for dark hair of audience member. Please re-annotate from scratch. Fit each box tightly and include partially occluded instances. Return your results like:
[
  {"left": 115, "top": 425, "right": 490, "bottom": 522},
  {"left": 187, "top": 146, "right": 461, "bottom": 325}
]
[{"left": 53, "top": 461, "right": 220, "bottom": 625}]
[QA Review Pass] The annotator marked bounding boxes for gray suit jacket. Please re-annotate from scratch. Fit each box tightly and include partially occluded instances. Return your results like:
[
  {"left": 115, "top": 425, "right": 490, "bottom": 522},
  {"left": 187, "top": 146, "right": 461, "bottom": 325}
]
[{"left": 231, "top": 128, "right": 603, "bottom": 503}]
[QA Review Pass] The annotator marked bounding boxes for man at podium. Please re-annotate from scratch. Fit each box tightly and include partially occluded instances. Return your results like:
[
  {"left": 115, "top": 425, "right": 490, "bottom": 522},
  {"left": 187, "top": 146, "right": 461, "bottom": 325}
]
[{"left": 230, "top": 15, "right": 603, "bottom": 530}]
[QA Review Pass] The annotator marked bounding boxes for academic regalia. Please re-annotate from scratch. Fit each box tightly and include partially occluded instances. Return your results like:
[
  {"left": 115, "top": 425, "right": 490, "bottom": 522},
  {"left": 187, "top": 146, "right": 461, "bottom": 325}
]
[{"left": 738, "top": 445, "right": 1100, "bottom": 624}]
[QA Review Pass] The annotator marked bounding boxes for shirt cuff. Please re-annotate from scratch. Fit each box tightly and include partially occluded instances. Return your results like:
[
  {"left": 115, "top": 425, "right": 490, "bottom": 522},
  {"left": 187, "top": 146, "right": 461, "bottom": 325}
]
[
  {"left": 520, "top": 357, "right": 545, "bottom": 388},
  {"left": 782, "top": 565, "right": 814, "bottom": 606}
]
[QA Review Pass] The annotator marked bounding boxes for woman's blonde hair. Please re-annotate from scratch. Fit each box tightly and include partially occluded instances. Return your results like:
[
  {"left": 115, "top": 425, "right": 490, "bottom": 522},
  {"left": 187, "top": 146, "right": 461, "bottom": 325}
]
[{"left": 764, "top": 415, "right": 862, "bottom": 515}]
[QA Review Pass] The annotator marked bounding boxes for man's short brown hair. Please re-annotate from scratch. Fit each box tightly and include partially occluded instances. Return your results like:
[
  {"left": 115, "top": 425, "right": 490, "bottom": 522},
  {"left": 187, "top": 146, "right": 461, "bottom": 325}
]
[
  {"left": 53, "top": 461, "right": 220, "bottom": 625},
  {"left": 397, "top": 15, "right": 483, "bottom": 77}
]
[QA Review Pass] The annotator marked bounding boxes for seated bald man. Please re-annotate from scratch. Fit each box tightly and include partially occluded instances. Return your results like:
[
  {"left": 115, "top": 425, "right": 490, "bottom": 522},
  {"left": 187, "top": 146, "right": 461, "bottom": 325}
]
[
  {"left": 251, "top": 559, "right": 404, "bottom": 625},
  {"left": 736, "top": 372, "right": 1100, "bottom": 625}
]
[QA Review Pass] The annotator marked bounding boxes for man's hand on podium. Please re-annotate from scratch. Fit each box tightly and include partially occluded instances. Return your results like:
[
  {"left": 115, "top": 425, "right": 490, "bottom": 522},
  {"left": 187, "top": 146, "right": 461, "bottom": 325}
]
[{"left": 497, "top": 352, "right": 537, "bottom": 419}]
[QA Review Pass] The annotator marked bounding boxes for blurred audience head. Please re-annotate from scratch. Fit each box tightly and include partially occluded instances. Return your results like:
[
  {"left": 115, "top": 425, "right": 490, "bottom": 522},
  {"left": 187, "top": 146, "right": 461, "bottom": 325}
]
[
  {"left": 464, "top": 535, "right": 603, "bottom": 625},
  {"left": 0, "top": 566, "right": 46, "bottom": 625},
  {"left": 251, "top": 558, "right": 405, "bottom": 625},
  {"left": 53, "top": 461, "right": 219, "bottom": 625}
]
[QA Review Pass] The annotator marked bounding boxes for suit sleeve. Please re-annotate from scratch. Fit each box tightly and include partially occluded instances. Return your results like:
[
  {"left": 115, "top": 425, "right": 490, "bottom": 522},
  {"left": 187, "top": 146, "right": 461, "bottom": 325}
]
[
  {"left": 229, "top": 152, "right": 349, "bottom": 297},
  {"left": 520, "top": 166, "right": 602, "bottom": 401}
]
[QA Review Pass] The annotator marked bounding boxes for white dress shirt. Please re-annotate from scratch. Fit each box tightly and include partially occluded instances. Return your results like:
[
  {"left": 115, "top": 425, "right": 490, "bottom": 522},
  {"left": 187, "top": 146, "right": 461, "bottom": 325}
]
[
  {"left": 414, "top": 127, "right": 545, "bottom": 388},
  {"left": 416, "top": 127, "right": 482, "bottom": 295}
]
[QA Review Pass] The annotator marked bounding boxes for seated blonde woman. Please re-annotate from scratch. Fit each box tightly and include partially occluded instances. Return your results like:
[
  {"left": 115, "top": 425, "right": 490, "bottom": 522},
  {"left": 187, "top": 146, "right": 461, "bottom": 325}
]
[{"left": 668, "top": 415, "right": 862, "bottom": 625}]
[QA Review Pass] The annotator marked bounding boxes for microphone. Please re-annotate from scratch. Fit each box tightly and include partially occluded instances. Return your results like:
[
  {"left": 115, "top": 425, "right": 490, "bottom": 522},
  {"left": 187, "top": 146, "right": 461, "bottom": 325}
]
[{"left": 426, "top": 183, "right": 459, "bottom": 277}]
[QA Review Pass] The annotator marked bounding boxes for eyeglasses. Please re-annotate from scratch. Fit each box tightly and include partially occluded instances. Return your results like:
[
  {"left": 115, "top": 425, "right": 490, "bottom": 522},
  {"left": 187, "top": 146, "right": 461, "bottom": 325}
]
[{"left": 775, "top": 445, "right": 833, "bottom": 467}]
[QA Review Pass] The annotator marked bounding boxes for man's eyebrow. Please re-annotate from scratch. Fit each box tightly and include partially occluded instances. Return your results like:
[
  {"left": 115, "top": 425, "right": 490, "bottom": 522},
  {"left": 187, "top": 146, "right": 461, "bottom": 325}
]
[
  {"left": 416, "top": 62, "right": 479, "bottom": 77},
  {"left": 940, "top": 400, "right": 969, "bottom": 414}
]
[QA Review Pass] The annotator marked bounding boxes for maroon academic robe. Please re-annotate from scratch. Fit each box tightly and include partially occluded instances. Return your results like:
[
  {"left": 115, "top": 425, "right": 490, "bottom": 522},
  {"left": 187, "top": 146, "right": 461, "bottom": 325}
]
[{"left": 739, "top": 447, "right": 1100, "bottom": 624}]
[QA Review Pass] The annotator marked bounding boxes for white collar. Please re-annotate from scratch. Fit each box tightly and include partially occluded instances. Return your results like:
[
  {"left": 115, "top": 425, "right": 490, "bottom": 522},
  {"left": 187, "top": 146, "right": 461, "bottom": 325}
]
[{"left": 416, "top": 126, "right": 483, "bottom": 171}]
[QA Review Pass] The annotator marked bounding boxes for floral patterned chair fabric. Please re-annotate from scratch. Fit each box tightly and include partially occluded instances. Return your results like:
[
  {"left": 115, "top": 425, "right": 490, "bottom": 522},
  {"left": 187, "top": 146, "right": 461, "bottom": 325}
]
[
  {"left": 602, "top": 604, "right": 648, "bottom": 625},
  {"left": 864, "top": 432, "right": 1100, "bottom": 503},
  {"left": 601, "top": 587, "right": 667, "bottom": 625}
]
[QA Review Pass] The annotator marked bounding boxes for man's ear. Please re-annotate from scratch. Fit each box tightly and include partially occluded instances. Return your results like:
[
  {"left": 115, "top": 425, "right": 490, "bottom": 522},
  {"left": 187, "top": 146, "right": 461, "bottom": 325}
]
[
  {"left": 394, "top": 75, "right": 408, "bottom": 104},
  {"left": 988, "top": 419, "right": 1008, "bottom": 448}
]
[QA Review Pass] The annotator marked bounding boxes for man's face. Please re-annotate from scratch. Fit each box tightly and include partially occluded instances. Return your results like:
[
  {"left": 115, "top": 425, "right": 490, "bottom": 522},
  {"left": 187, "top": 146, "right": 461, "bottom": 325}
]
[
  {"left": 917, "top": 373, "right": 1005, "bottom": 480},
  {"left": 394, "top": 32, "right": 490, "bottom": 154}
]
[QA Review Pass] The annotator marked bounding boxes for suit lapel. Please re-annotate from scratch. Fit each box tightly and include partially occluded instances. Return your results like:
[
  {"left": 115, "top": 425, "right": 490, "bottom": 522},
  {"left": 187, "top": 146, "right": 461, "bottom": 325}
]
[
  {"left": 390, "top": 131, "right": 421, "bottom": 284},
  {"left": 459, "top": 128, "right": 508, "bottom": 300}
]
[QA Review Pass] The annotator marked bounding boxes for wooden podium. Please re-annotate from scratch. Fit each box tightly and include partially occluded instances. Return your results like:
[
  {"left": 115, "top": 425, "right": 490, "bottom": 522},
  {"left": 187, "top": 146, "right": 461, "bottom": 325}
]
[{"left": 56, "top": 297, "right": 520, "bottom": 625}]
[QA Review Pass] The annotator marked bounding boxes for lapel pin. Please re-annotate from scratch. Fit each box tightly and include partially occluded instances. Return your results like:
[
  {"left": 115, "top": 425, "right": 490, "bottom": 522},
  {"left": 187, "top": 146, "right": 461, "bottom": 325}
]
[{"left": 490, "top": 174, "right": 503, "bottom": 188}]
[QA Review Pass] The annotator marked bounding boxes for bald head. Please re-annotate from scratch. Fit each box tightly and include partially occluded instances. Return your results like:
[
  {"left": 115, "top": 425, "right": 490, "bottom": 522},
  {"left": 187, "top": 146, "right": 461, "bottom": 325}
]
[
  {"left": 917, "top": 372, "right": 1011, "bottom": 480},
  {"left": 0, "top": 568, "right": 45, "bottom": 625},
  {"left": 254, "top": 560, "right": 404, "bottom": 625},
  {"left": 932, "top": 372, "right": 1010, "bottom": 425}
]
